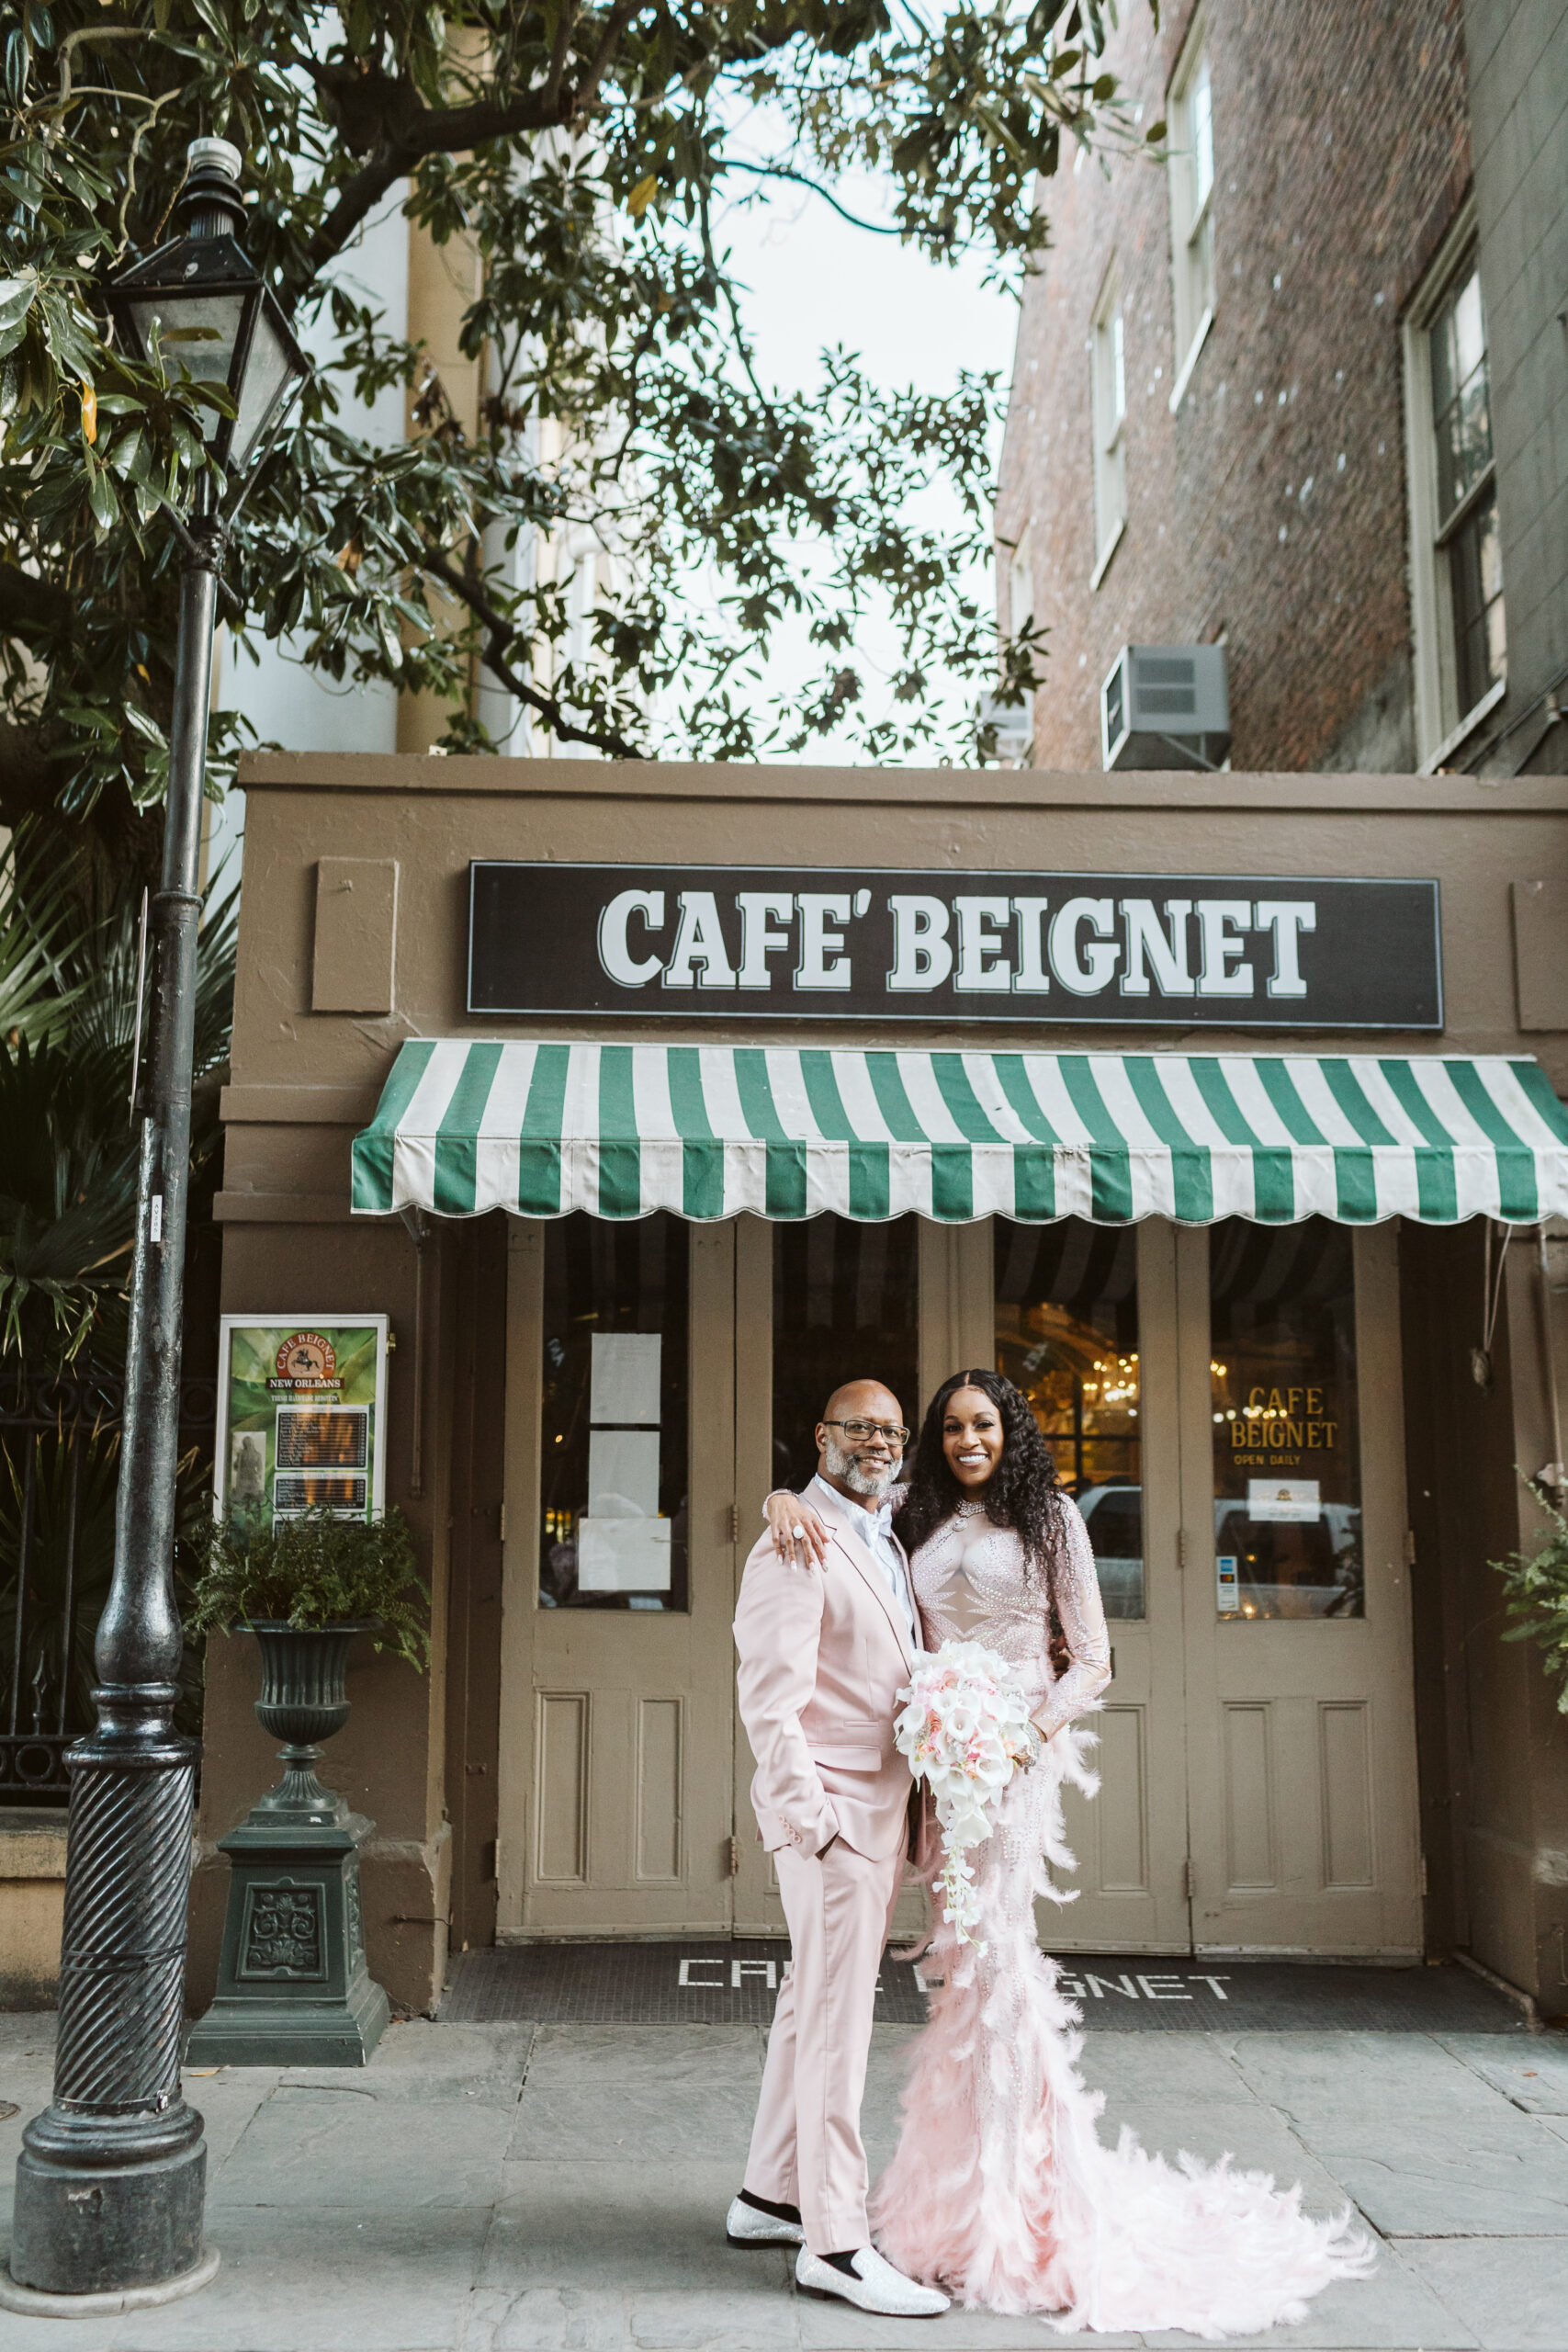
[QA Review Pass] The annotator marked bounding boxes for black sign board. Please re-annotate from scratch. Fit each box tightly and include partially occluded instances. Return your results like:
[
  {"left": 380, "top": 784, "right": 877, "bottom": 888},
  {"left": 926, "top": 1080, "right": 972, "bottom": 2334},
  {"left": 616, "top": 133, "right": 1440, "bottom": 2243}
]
[{"left": 468, "top": 864, "right": 1442, "bottom": 1029}]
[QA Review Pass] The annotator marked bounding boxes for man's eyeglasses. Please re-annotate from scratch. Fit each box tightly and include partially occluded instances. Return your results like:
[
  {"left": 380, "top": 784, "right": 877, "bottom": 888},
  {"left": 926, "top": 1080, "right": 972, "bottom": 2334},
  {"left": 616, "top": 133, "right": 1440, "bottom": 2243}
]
[{"left": 823, "top": 1417, "right": 910, "bottom": 1448}]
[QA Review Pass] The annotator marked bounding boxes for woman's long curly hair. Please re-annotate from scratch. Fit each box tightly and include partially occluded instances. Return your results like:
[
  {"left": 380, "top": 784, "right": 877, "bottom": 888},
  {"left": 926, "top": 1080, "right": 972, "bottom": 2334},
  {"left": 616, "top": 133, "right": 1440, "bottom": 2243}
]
[{"left": 892, "top": 1368, "right": 1063, "bottom": 1583}]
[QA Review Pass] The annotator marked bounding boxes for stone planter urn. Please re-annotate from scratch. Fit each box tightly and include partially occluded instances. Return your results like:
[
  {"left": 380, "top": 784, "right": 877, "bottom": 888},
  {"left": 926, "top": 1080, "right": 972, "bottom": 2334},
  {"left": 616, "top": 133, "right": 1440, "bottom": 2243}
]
[{"left": 186, "top": 1622, "right": 390, "bottom": 2067}]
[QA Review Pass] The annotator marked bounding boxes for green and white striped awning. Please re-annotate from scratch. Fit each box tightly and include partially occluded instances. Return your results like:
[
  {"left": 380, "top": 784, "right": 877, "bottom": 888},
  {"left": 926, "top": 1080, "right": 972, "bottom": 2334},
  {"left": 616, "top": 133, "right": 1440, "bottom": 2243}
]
[{"left": 350, "top": 1041, "right": 1568, "bottom": 1227}]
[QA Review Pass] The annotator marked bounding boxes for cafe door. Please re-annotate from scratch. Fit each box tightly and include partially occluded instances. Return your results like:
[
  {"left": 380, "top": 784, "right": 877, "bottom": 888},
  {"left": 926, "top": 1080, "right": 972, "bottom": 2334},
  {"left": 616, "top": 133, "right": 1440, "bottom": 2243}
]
[
  {"left": 1178, "top": 1221, "right": 1421, "bottom": 1955},
  {"left": 997, "top": 1217, "right": 1193, "bottom": 1951},
  {"left": 996, "top": 1213, "right": 1420, "bottom": 1958},
  {"left": 730, "top": 1211, "right": 955, "bottom": 1938},
  {"left": 496, "top": 1214, "right": 739, "bottom": 1937}
]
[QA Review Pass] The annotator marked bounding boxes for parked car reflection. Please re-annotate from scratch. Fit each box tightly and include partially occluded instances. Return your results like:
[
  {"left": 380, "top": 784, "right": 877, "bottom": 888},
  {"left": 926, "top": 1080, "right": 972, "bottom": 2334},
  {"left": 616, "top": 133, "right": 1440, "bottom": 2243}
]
[
  {"left": 1214, "top": 1500, "right": 1364, "bottom": 1619},
  {"left": 1074, "top": 1481, "right": 1145, "bottom": 1620},
  {"left": 1072, "top": 1485, "right": 1364, "bottom": 1620}
]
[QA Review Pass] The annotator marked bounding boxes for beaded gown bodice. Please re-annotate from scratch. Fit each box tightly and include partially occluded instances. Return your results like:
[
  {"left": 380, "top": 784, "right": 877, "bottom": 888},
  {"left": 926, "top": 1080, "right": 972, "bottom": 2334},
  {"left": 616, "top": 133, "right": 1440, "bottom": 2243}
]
[{"left": 902, "top": 1491, "right": 1111, "bottom": 1742}]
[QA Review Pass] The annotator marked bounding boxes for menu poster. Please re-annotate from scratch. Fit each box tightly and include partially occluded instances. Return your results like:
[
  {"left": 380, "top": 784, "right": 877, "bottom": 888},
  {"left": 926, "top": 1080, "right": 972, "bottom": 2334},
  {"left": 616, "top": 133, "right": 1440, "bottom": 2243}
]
[{"left": 214, "top": 1317, "right": 389, "bottom": 1528}]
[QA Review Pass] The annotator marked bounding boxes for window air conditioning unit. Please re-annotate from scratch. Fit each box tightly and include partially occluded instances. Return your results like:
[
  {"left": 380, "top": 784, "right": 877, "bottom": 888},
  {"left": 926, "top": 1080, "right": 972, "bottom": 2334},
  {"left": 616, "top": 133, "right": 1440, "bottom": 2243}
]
[{"left": 1101, "top": 643, "right": 1230, "bottom": 772}]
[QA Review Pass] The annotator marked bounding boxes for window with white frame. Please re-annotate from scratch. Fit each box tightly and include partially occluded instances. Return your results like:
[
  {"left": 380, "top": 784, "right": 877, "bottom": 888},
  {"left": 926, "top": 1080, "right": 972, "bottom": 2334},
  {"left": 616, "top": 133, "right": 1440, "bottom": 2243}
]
[
  {"left": 1404, "top": 228, "right": 1507, "bottom": 763},
  {"left": 1091, "top": 262, "right": 1127, "bottom": 573},
  {"left": 565, "top": 537, "right": 600, "bottom": 674},
  {"left": 1167, "top": 22, "right": 1214, "bottom": 401}
]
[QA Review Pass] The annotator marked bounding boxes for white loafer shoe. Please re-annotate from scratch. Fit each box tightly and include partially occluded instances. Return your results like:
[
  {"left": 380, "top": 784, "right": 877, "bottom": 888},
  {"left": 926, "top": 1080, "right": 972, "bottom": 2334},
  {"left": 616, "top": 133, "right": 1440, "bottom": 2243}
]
[
  {"left": 795, "top": 2245, "right": 950, "bottom": 2316},
  {"left": 727, "top": 2194, "right": 806, "bottom": 2248}
]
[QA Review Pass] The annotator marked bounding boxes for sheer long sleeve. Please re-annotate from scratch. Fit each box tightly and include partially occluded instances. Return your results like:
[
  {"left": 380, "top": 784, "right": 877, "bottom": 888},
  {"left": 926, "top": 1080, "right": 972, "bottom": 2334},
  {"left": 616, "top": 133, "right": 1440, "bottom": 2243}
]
[{"left": 1032, "top": 1495, "right": 1111, "bottom": 1742}]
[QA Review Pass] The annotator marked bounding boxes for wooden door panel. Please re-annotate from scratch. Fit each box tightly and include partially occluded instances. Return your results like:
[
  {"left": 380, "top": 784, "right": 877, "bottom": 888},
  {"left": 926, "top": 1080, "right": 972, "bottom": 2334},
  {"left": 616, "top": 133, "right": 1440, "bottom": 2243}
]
[
  {"left": 1094, "top": 1702, "right": 1149, "bottom": 1891},
  {"left": 1221, "top": 1702, "right": 1278, "bottom": 1891},
  {"left": 636, "top": 1698, "right": 684, "bottom": 1884},
  {"left": 535, "top": 1691, "right": 590, "bottom": 1884},
  {"left": 1318, "top": 1700, "right": 1375, "bottom": 1889}
]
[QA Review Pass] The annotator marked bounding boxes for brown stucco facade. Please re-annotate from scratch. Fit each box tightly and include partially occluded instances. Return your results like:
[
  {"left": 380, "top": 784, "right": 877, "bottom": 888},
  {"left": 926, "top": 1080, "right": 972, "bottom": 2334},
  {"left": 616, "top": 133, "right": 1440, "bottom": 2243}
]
[{"left": 195, "top": 752, "right": 1568, "bottom": 2020}]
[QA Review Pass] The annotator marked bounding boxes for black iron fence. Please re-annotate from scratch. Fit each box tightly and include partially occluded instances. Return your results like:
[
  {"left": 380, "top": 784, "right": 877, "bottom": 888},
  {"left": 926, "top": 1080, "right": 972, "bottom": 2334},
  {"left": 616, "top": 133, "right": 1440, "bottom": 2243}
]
[{"left": 1, "top": 1367, "right": 217, "bottom": 1802}]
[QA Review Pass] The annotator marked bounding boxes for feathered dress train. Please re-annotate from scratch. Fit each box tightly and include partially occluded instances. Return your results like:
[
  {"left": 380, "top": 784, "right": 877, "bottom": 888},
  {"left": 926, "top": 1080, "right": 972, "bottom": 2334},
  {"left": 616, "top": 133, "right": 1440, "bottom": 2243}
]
[{"left": 871, "top": 1499, "right": 1376, "bottom": 2339}]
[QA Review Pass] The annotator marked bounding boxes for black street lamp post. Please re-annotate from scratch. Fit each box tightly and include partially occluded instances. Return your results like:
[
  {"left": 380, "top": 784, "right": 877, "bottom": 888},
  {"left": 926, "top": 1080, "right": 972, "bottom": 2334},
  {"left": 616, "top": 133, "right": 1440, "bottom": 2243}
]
[{"left": 4, "top": 139, "right": 307, "bottom": 2311}]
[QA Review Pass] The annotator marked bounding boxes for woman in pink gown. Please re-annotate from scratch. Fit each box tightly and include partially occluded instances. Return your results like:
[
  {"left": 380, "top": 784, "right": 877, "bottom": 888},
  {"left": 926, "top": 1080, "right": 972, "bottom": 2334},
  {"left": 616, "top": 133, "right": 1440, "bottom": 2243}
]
[{"left": 769, "top": 1368, "right": 1372, "bottom": 2339}]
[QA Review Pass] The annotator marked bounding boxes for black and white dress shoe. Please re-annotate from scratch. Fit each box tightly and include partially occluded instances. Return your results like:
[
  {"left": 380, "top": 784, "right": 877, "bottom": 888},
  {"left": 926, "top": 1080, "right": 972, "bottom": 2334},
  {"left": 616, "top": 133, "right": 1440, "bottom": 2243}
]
[
  {"left": 726, "top": 2192, "right": 806, "bottom": 2247},
  {"left": 795, "top": 2245, "right": 950, "bottom": 2315}
]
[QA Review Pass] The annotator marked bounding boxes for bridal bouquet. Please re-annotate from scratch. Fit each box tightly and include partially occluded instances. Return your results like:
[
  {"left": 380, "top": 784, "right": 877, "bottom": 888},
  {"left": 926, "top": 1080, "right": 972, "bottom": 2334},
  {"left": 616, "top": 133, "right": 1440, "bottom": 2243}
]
[{"left": 894, "top": 1639, "right": 1038, "bottom": 1948}]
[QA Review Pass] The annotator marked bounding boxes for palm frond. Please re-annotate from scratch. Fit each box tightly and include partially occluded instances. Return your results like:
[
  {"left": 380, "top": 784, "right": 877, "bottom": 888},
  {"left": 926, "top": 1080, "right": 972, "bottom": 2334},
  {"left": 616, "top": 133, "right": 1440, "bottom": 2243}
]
[
  {"left": 0, "top": 857, "right": 237, "bottom": 1369},
  {"left": 0, "top": 827, "right": 88, "bottom": 1048}
]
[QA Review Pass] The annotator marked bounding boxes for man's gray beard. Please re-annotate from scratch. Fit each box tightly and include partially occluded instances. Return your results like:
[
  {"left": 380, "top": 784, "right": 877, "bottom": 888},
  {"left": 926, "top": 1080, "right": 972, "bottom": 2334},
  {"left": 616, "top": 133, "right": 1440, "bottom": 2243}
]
[{"left": 821, "top": 1433, "right": 899, "bottom": 1500}]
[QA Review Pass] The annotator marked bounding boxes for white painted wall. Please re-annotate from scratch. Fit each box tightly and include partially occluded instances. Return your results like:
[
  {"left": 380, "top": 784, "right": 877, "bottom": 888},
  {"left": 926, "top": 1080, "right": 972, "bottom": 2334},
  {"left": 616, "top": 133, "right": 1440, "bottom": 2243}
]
[{"left": 206, "top": 186, "right": 411, "bottom": 886}]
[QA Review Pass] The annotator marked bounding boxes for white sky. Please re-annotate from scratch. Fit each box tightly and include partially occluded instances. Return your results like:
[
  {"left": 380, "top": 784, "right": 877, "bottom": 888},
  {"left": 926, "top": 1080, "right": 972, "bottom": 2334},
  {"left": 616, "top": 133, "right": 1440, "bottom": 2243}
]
[
  {"left": 715, "top": 167, "right": 1019, "bottom": 400},
  {"left": 701, "top": 165, "right": 1021, "bottom": 763}
]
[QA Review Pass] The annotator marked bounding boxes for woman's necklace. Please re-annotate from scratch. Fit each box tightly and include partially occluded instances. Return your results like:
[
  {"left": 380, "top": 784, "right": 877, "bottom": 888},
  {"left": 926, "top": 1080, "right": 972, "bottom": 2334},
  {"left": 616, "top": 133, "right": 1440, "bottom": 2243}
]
[{"left": 955, "top": 1498, "right": 988, "bottom": 1518}]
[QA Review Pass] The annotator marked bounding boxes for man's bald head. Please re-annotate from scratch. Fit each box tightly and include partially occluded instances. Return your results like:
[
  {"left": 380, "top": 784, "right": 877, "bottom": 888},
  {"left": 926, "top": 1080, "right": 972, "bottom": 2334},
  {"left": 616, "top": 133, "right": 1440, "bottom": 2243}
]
[
  {"left": 815, "top": 1379, "right": 905, "bottom": 1503},
  {"left": 822, "top": 1378, "right": 902, "bottom": 1429}
]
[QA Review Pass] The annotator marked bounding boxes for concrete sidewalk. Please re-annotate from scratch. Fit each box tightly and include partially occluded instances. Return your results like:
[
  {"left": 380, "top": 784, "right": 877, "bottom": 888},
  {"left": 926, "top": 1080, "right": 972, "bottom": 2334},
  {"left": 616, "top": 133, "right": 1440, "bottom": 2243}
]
[{"left": 2, "top": 2009, "right": 1567, "bottom": 2351}]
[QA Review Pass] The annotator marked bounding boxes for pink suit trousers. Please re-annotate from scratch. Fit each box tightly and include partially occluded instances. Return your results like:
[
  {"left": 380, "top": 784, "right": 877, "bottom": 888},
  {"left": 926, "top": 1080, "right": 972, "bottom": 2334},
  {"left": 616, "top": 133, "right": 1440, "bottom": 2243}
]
[
  {"left": 744, "top": 1837, "right": 907, "bottom": 2253},
  {"left": 733, "top": 1493, "right": 919, "bottom": 2254}
]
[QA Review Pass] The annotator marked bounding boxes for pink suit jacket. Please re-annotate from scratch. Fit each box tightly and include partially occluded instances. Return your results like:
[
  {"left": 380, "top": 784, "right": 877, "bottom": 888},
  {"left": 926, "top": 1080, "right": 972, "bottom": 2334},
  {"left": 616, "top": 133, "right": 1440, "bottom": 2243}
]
[{"left": 733, "top": 1487, "right": 919, "bottom": 1860}]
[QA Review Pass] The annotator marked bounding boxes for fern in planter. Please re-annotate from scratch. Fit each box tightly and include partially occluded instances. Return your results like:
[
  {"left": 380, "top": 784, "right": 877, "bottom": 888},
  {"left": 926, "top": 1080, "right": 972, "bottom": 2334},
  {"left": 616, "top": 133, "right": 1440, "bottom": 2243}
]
[
  {"left": 1492, "top": 1490, "right": 1568, "bottom": 1713},
  {"left": 185, "top": 1504, "right": 430, "bottom": 1672}
]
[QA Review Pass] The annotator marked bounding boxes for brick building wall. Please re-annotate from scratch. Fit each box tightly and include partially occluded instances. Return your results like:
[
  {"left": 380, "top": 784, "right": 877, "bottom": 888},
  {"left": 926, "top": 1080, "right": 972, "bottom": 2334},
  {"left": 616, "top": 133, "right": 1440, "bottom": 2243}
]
[
  {"left": 998, "top": 0, "right": 1472, "bottom": 774},
  {"left": 1462, "top": 0, "right": 1568, "bottom": 778}
]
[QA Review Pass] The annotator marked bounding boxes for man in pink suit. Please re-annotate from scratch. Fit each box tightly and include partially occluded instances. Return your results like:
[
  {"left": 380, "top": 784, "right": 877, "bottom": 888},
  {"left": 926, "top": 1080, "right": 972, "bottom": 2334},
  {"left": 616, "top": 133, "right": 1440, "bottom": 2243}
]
[{"left": 725, "top": 1381, "right": 949, "bottom": 2320}]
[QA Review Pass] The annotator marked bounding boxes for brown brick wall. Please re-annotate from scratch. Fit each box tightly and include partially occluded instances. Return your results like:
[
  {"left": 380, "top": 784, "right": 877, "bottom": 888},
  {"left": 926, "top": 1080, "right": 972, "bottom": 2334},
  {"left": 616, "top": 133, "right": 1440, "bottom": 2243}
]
[{"left": 999, "top": 0, "right": 1472, "bottom": 773}]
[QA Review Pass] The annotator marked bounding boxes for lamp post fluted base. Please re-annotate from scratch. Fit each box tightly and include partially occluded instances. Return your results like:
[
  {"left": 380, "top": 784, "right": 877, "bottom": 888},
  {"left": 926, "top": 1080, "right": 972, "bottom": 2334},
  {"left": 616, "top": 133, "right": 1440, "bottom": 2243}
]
[{"left": 8, "top": 1696, "right": 209, "bottom": 2298}]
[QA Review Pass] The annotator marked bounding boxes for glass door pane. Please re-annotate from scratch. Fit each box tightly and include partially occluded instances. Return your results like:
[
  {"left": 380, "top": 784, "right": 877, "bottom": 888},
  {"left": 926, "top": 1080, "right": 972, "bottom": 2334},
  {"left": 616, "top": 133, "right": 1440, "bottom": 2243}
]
[
  {"left": 772, "top": 1216, "right": 920, "bottom": 1491},
  {"left": 540, "top": 1213, "right": 691, "bottom": 1611},
  {"left": 995, "top": 1220, "right": 1144, "bottom": 1619},
  {"left": 1209, "top": 1220, "right": 1362, "bottom": 1621}
]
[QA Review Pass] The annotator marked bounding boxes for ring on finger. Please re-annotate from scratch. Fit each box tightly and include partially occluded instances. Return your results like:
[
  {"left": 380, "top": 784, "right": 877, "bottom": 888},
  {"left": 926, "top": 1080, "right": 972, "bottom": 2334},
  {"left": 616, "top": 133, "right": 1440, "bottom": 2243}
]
[{"left": 790, "top": 1523, "right": 806, "bottom": 1540}]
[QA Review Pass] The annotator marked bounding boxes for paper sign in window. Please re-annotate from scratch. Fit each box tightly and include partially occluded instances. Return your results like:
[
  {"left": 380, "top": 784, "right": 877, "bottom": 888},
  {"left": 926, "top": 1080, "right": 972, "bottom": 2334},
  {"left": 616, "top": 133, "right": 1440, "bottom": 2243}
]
[
  {"left": 577, "top": 1518, "right": 672, "bottom": 1591},
  {"left": 1247, "top": 1478, "right": 1321, "bottom": 1522},
  {"left": 588, "top": 1428, "right": 661, "bottom": 1520},
  {"left": 590, "top": 1332, "right": 662, "bottom": 1425}
]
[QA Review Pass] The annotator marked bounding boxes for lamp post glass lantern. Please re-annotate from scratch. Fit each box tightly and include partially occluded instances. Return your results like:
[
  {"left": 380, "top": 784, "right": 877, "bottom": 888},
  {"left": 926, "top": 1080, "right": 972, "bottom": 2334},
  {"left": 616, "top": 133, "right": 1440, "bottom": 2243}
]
[
  {"left": 4, "top": 140, "right": 308, "bottom": 2312},
  {"left": 109, "top": 138, "right": 307, "bottom": 490}
]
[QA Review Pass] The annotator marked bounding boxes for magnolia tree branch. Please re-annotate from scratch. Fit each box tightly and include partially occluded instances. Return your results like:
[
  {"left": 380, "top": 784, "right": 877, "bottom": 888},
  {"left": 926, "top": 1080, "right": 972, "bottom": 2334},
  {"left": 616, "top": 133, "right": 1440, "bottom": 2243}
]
[
  {"left": 571, "top": 0, "right": 644, "bottom": 114},
  {"left": 420, "top": 548, "right": 642, "bottom": 759},
  {"left": 300, "top": 8, "right": 809, "bottom": 280},
  {"left": 301, "top": 6, "right": 639, "bottom": 281},
  {"left": 302, "top": 74, "right": 561, "bottom": 273},
  {"left": 543, "top": 2, "right": 583, "bottom": 109}
]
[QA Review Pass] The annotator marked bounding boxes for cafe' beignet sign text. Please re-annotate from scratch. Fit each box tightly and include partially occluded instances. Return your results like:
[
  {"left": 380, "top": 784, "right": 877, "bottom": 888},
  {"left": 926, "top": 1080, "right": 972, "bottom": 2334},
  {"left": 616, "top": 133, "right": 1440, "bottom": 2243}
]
[{"left": 468, "top": 863, "right": 1441, "bottom": 1029}]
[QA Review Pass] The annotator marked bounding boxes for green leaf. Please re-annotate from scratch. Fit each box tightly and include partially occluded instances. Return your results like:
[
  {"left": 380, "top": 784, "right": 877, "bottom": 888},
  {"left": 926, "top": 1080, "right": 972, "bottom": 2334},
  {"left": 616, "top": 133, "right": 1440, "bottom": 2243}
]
[
  {"left": 0, "top": 273, "right": 38, "bottom": 361},
  {"left": 38, "top": 287, "right": 100, "bottom": 384},
  {"left": 85, "top": 467, "right": 118, "bottom": 535}
]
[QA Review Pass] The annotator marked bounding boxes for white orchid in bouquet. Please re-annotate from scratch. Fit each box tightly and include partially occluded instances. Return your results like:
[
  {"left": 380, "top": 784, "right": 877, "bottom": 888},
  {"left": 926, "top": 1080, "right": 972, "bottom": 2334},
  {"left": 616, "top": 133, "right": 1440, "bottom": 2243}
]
[{"left": 894, "top": 1639, "right": 1039, "bottom": 1948}]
